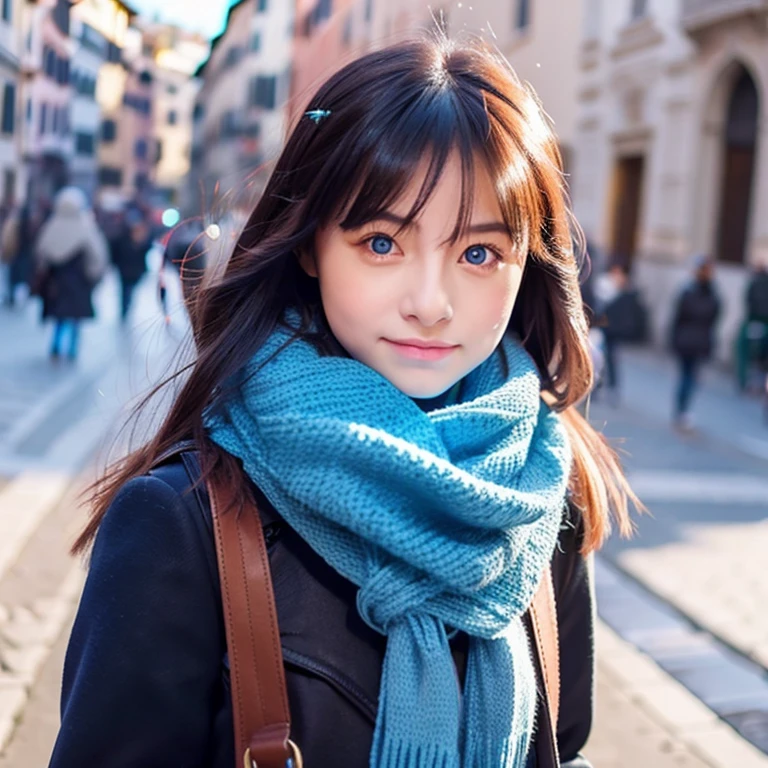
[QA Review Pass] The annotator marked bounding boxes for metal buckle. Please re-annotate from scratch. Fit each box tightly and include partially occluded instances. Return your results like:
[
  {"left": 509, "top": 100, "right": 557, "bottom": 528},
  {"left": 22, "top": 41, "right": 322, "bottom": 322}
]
[{"left": 244, "top": 740, "right": 303, "bottom": 768}]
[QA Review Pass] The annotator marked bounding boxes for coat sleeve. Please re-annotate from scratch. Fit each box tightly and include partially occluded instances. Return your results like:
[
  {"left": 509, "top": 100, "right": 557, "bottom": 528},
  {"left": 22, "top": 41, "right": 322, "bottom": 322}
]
[
  {"left": 554, "top": 511, "right": 596, "bottom": 768},
  {"left": 49, "top": 474, "right": 226, "bottom": 768}
]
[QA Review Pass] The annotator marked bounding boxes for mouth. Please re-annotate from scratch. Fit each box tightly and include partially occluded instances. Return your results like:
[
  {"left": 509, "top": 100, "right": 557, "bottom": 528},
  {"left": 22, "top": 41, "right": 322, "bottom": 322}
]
[{"left": 383, "top": 338, "right": 460, "bottom": 362}]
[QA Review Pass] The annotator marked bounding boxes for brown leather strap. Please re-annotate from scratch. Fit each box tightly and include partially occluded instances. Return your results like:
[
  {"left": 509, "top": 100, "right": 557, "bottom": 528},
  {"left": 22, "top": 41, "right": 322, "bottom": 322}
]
[
  {"left": 529, "top": 567, "right": 560, "bottom": 763},
  {"left": 208, "top": 473, "right": 293, "bottom": 768}
]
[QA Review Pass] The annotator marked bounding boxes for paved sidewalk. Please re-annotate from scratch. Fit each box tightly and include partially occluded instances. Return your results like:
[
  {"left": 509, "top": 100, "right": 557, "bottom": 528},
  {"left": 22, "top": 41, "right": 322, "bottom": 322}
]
[
  {"left": 592, "top": 346, "right": 768, "bottom": 673},
  {"left": 597, "top": 345, "right": 768, "bottom": 461}
]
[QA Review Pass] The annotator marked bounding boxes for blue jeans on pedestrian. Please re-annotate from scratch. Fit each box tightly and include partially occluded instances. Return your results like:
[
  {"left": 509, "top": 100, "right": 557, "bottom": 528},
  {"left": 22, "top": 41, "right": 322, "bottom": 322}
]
[
  {"left": 51, "top": 319, "right": 80, "bottom": 360},
  {"left": 675, "top": 355, "right": 701, "bottom": 417}
]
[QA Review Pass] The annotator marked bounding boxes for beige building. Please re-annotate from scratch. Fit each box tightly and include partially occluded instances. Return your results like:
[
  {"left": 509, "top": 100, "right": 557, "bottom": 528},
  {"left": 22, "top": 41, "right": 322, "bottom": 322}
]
[
  {"left": 69, "top": 0, "right": 134, "bottom": 200},
  {"left": 572, "top": 0, "right": 768, "bottom": 356},
  {"left": 144, "top": 24, "right": 207, "bottom": 207},
  {"left": 189, "top": 0, "right": 294, "bottom": 215}
]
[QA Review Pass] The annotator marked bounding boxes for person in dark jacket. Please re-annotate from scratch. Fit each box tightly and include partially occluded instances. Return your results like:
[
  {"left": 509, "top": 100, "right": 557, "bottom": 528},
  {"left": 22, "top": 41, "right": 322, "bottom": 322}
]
[
  {"left": 111, "top": 212, "right": 151, "bottom": 321},
  {"left": 670, "top": 255, "right": 721, "bottom": 431},
  {"left": 746, "top": 262, "right": 768, "bottom": 324},
  {"left": 34, "top": 187, "right": 108, "bottom": 361},
  {"left": 52, "top": 39, "right": 638, "bottom": 768}
]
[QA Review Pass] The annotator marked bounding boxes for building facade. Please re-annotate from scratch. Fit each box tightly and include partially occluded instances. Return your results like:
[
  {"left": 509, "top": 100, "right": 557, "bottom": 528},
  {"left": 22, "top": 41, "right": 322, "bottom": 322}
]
[
  {"left": 571, "top": 0, "right": 768, "bottom": 356},
  {"left": 21, "top": 0, "right": 73, "bottom": 203},
  {"left": 69, "top": 0, "right": 133, "bottom": 201},
  {"left": 148, "top": 24, "right": 207, "bottom": 207},
  {"left": 189, "top": 0, "right": 293, "bottom": 216},
  {"left": 0, "top": 0, "right": 23, "bottom": 206}
]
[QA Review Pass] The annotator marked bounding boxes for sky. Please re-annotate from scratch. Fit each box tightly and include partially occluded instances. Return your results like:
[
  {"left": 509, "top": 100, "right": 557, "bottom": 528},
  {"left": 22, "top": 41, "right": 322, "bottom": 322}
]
[{"left": 129, "top": 0, "right": 231, "bottom": 38}]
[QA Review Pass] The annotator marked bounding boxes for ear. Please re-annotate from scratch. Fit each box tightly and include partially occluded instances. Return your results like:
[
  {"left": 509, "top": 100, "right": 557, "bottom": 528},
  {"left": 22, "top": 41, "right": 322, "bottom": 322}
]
[{"left": 297, "top": 248, "right": 318, "bottom": 278}]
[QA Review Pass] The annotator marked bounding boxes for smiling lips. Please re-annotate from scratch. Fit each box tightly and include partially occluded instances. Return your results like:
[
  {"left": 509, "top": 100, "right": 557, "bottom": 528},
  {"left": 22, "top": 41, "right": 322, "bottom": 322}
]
[{"left": 384, "top": 338, "right": 460, "bottom": 362}]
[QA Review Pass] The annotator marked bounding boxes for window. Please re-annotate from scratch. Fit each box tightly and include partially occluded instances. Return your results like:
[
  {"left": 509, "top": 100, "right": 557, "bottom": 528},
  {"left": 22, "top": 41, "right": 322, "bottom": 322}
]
[
  {"left": 2, "top": 0, "right": 12, "bottom": 23},
  {"left": 364, "top": 0, "right": 374, "bottom": 22},
  {"left": 107, "top": 42, "right": 121, "bottom": 63},
  {"left": 1, "top": 83, "right": 14, "bottom": 134},
  {"left": 193, "top": 103, "right": 204, "bottom": 121},
  {"left": 315, "top": 0, "right": 332, "bottom": 23},
  {"left": 52, "top": 0, "right": 69, "bottom": 35},
  {"left": 60, "top": 107, "right": 69, "bottom": 136},
  {"left": 3, "top": 169, "right": 15, "bottom": 206},
  {"left": 631, "top": 0, "right": 648, "bottom": 19},
  {"left": 138, "top": 70, "right": 153, "bottom": 85},
  {"left": 251, "top": 32, "right": 261, "bottom": 52},
  {"left": 75, "top": 132, "right": 95, "bottom": 155},
  {"left": 249, "top": 75, "right": 277, "bottom": 110},
  {"left": 167, "top": 83, "right": 178, "bottom": 95},
  {"left": 56, "top": 57, "right": 70, "bottom": 85},
  {"left": 98, "top": 167, "right": 123, "bottom": 186},
  {"left": 257, "top": 0, "right": 268, "bottom": 11},
  {"left": 167, "top": 110, "right": 177, "bottom": 125},
  {"left": 135, "top": 172, "right": 148, "bottom": 190},
  {"left": 155, "top": 139, "right": 163, "bottom": 164},
  {"left": 342, "top": 13, "right": 353, "bottom": 45},
  {"left": 135, "top": 138, "right": 147, "bottom": 159},
  {"left": 39, "top": 103, "right": 47, "bottom": 135},
  {"left": 25, "top": 98, "right": 31, "bottom": 123},
  {"left": 101, "top": 118, "right": 117, "bottom": 142},
  {"left": 44, "top": 47, "right": 56, "bottom": 78},
  {"left": 515, "top": 0, "right": 530, "bottom": 30}
]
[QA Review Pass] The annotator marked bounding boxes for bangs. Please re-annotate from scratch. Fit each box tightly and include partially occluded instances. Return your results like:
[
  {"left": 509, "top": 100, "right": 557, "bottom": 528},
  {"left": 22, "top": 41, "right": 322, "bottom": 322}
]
[{"left": 297, "top": 41, "right": 549, "bottom": 255}]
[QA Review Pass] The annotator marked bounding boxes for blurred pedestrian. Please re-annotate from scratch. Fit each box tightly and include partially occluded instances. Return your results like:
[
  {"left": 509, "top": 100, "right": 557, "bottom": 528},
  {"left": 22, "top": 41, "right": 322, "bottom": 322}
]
[
  {"left": 746, "top": 261, "right": 768, "bottom": 323},
  {"left": 163, "top": 217, "right": 207, "bottom": 308},
  {"left": 112, "top": 211, "right": 151, "bottom": 321},
  {"left": 1, "top": 200, "right": 41, "bottom": 307},
  {"left": 670, "top": 255, "right": 721, "bottom": 432},
  {"left": 736, "top": 260, "right": 768, "bottom": 391},
  {"left": 594, "top": 263, "right": 648, "bottom": 404},
  {"left": 34, "top": 187, "right": 108, "bottom": 361}
]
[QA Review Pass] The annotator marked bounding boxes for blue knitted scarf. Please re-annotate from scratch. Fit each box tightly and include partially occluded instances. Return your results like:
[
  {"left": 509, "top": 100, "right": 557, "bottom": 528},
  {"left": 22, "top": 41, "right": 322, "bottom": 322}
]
[{"left": 207, "top": 323, "right": 571, "bottom": 768}]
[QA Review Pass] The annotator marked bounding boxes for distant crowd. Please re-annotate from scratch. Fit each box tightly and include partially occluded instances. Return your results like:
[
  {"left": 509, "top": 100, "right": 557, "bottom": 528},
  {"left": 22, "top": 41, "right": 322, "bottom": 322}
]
[
  {"left": 583, "top": 246, "right": 768, "bottom": 431},
  {"left": 0, "top": 187, "right": 208, "bottom": 361}
]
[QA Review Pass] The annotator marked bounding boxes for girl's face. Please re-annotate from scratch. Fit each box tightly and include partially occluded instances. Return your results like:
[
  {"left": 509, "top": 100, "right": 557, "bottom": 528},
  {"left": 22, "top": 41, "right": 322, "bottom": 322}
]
[{"left": 306, "top": 152, "right": 525, "bottom": 399}]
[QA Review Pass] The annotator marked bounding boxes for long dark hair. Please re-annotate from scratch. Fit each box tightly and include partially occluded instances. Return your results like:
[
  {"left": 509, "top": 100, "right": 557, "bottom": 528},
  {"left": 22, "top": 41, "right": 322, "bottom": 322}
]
[{"left": 75, "top": 36, "right": 637, "bottom": 556}]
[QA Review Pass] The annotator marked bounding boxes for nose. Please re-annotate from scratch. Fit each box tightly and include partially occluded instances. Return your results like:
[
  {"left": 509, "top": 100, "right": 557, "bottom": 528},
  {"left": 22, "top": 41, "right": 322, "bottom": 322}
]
[{"left": 400, "top": 256, "right": 454, "bottom": 327}]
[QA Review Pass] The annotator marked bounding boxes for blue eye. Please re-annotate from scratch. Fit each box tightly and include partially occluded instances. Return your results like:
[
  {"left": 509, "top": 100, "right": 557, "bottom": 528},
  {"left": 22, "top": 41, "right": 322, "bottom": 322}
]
[
  {"left": 370, "top": 236, "right": 393, "bottom": 255},
  {"left": 464, "top": 245, "right": 489, "bottom": 265}
]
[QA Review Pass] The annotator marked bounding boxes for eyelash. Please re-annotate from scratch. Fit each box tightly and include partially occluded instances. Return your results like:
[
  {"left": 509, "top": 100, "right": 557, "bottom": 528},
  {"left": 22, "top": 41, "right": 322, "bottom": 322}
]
[{"left": 361, "top": 234, "right": 505, "bottom": 270}]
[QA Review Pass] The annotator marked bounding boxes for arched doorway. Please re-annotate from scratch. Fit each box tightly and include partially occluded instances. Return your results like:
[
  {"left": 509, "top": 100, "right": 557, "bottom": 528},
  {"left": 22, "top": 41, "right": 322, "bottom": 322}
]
[{"left": 715, "top": 66, "right": 759, "bottom": 264}]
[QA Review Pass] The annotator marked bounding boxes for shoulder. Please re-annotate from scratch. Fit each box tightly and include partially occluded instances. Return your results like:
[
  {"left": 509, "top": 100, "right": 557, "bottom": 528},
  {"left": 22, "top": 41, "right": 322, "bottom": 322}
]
[{"left": 91, "top": 458, "right": 219, "bottom": 592}]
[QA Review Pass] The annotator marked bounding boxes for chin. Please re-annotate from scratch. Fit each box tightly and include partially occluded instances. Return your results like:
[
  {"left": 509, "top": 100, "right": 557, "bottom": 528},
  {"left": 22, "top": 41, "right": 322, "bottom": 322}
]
[{"left": 388, "top": 374, "right": 459, "bottom": 400}]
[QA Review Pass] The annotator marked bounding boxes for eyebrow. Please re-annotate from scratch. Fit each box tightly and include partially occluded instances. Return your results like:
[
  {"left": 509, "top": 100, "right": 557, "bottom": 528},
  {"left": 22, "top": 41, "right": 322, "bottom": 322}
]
[{"left": 371, "top": 211, "right": 511, "bottom": 238}]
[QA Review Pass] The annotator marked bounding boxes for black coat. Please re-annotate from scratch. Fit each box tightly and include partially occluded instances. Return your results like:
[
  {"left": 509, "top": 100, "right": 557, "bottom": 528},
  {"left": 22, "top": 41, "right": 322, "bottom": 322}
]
[
  {"left": 41, "top": 251, "right": 95, "bottom": 320},
  {"left": 671, "top": 280, "right": 721, "bottom": 359},
  {"left": 49, "top": 453, "right": 595, "bottom": 768}
]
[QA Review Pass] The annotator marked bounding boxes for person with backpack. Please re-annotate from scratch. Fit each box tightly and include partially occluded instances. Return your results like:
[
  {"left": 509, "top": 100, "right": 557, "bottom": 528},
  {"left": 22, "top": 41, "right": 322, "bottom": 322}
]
[
  {"left": 34, "top": 187, "right": 108, "bottom": 361},
  {"left": 50, "top": 38, "right": 637, "bottom": 768}
]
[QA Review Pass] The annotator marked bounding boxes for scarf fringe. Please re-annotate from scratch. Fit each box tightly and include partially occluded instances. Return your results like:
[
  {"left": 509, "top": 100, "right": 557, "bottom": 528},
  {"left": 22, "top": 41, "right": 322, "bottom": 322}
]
[
  {"left": 372, "top": 737, "right": 460, "bottom": 768},
  {"left": 462, "top": 733, "right": 531, "bottom": 768}
]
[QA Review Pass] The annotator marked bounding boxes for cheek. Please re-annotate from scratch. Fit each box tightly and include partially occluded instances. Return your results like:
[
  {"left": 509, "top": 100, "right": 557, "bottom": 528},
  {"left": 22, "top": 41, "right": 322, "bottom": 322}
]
[
  {"left": 469, "top": 265, "right": 524, "bottom": 335},
  {"left": 315, "top": 250, "right": 385, "bottom": 331}
]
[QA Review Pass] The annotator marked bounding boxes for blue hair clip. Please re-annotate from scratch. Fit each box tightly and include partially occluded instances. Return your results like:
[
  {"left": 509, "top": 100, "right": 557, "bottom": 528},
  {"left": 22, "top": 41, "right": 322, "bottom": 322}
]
[{"left": 305, "top": 109, "right": 332, "bottom": 124}]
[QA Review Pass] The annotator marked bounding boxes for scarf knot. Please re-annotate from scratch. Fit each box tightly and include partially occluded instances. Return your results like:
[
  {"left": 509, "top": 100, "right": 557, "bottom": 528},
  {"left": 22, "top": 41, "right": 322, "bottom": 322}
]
[{"left": 207, "top": 324, "right": 571, "bottom": 768}]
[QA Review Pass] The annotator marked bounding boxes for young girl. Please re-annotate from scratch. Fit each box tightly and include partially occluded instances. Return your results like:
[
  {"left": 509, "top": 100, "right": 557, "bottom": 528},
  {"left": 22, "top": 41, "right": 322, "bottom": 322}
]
[{"left": 50, "top": 37, "right": 635, "bottom": 768}]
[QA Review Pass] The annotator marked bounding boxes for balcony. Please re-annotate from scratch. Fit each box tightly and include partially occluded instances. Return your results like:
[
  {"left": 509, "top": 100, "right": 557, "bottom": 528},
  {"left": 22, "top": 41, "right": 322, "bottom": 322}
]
[{"left": 681, "top": 0, "right": 768, "bottom": 35}]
